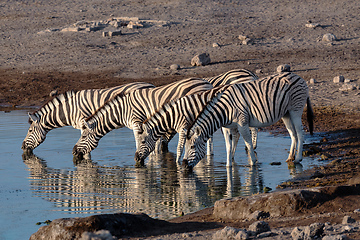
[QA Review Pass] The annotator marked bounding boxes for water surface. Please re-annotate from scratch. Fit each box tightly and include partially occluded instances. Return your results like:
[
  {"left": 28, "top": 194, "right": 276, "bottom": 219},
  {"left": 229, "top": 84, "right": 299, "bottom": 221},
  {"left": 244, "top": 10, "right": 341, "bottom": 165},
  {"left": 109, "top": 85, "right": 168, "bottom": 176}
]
[{"left": 0, "top": 110, "right": 322, "bottom": 239}]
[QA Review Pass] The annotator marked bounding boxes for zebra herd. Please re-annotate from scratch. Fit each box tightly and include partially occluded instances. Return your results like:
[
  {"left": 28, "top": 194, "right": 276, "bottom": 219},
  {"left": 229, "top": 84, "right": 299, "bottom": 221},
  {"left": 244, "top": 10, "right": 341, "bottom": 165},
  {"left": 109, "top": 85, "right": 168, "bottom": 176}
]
[{"left": 22, "top": 69, "right": 313, "bottom": 170}]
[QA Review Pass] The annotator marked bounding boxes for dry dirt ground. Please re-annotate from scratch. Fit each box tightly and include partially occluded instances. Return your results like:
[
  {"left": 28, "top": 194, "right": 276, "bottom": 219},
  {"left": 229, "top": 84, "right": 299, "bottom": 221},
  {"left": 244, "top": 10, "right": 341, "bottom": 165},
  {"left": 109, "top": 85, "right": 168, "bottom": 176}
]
[{"left": 1, "top": 0, "right": 360, "bottom": 239}]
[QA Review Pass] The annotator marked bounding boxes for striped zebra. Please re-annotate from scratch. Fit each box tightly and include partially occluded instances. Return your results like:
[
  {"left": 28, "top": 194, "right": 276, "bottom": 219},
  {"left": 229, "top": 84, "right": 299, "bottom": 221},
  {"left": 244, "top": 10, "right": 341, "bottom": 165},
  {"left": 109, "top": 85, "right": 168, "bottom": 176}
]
[
  {"left": 72, "top": 78, "right": 214, "bottom": 162},
  {"left": 134, "top": 69, "right": 259, "bottom": 165},
  {"left": 183, "top": 72, "right": 314, "bottom": 170},
  {"left": 21, "top": 82, "right": 155, "bottom": 154}
]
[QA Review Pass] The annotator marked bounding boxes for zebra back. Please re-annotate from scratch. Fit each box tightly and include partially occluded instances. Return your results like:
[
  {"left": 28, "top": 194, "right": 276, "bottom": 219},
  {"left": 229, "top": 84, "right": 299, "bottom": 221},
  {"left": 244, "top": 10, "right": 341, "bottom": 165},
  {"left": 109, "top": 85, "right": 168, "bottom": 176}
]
[{"left": 204, "top": 69, "right": 258, "bottom": 87}]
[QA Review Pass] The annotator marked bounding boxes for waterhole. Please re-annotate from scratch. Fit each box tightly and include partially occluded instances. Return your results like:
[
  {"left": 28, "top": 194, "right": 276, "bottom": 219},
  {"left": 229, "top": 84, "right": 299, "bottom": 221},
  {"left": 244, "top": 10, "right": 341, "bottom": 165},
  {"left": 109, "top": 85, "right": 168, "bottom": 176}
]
[{"left": 0, "top": 110, "right": 322, "bottom": 239}]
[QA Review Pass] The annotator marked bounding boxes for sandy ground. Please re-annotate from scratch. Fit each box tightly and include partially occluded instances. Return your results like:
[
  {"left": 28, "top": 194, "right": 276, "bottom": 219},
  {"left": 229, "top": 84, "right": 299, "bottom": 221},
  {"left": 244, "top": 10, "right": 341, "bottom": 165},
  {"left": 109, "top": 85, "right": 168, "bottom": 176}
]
[{"left": 1, "top": 0, "right": 360, "bottom": 239}]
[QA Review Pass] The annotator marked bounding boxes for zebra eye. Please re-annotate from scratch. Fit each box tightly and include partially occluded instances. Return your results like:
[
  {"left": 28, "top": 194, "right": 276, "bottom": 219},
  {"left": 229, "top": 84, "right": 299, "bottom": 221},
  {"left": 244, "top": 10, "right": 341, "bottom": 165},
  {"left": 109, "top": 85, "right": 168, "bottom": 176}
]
[
  {"left": 191, "top": 145, "right": 195, "bottom": 149},
  {"left": 29, "top": 129, "right": 33, "bottom": 133}
]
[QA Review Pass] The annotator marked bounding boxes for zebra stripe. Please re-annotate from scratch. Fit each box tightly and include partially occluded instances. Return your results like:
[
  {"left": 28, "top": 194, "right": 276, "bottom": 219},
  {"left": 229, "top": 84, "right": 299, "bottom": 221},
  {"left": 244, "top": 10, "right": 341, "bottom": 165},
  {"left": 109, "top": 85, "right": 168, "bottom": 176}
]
[
  {"left": 135, "top": 69, "right": 259, "bottom": 165},
  {"left": 183, "top": 72, "right": 314, "bottom": 169},
  {"left": 22, "top": 82, "right": 155, "bottom": 153},
  {"left": 72, "top": 78, "right": 214, "bottom": 161},
  {"left": 135, "top": 85, "right": 229, "bottom": 165}
]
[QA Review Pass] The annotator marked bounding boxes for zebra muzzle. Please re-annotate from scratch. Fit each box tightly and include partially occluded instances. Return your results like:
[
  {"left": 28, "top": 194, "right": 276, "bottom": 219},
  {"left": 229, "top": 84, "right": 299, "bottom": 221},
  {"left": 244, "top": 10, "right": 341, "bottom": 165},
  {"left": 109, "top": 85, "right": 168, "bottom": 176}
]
[
  {"left": 134, "top": 151, "right": 145, "bottom": 167},
  {"left": 72, "top": 145, "right": 84, "bottom": 159}
]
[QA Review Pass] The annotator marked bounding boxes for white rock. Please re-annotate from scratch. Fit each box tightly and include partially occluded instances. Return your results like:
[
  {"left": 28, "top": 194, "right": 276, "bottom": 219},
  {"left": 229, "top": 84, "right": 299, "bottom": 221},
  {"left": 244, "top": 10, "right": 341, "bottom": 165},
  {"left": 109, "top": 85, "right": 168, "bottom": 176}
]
[
  {"left": 291, "top": 227, "right": 305, "bottom": 240},
  {"left": 333, "top": 75, "right": 345, "bottom": 83},
  {"left": 238, "top": 35, "right": 248, "bottom": 41},
  {"left": 309, "top": 78, "right": 317, "bottom": 84},
  {"left": 305, "top": 22, "right": 320, "bottom": 28},
  {"left": 191, "top": 53, "right": 211, "bottom": 66},
  {"left": 322, "top": 33, "right": 337, "bottom": 42},
  {"left": 277, "top": 64, "right": 291, "bottom": 73},
  {"left": 344, "top": 78, "right": 351, "bottom": 83},
  {"left": 248, "top": 221, "right": 270, "bottom": 235},
  {"left": 255, "top": 69, "right": 263, "bottom": 74},
  {"left": 212, "top": 42, "right": 220, "bottom": 48},
  {"left": 342, "top": 215, "right": 356, "bottom": 224},
  {"left": 339, "top": 83, "right": 358, "bottom": 91},
  {"left": 170, "top": 64, "right": 180, "bottom": 70}
]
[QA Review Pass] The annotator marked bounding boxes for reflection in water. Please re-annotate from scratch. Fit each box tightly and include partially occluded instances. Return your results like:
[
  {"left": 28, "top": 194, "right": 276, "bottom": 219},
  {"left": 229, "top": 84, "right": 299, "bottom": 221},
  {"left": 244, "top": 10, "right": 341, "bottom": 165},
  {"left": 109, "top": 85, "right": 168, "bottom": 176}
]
[{"left": 22, "top": 151, "right": 271, "bottom": 219}]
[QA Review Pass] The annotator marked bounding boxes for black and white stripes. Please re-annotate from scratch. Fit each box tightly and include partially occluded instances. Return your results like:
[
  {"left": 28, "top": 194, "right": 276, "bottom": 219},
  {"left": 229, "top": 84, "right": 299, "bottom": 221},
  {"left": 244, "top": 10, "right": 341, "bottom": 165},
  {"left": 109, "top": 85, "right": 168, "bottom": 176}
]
[
  {"left": 22, "top": 82, "right": 155, "bottom": 153},
  {"left": 183, "top": 72, "right": 313, "bottom": 169}
]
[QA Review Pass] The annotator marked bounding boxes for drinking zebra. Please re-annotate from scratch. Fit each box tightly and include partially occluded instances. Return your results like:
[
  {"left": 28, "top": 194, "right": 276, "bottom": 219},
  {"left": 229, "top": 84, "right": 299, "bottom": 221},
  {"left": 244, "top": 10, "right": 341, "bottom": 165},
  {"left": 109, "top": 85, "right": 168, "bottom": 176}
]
[
  {"left": 21, "top": 82, "right": 155, "bottom": 154},
  {"left": 183, "top": 72, "right": 314, "bottom": 170},
  {"left": 134, "top": 69, "right": 259, "bottom": 165},
  {"left": 134, "top": 85, "right": 229, "bottom": 165},
  {"left": 72, "top": 78, "right": 214, "bottom": 161}
]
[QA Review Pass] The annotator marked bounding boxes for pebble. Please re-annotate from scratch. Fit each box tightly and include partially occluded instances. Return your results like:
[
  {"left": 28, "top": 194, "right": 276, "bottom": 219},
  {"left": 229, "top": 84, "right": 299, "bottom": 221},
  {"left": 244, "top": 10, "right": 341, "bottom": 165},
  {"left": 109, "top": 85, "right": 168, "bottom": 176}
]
[
  {"left": 342, "top": 215, "right": 356, "bottom": 224},
  {"left": 323, "top": 33, "right": 337, "bottom": 42},
  {"left": 305, "top": 22, "right": 320, "bottom": 28},
  {"left": 339, "top": 83, "right": 358, "bottom": 91},
  {"left": 212, "top": 42, "right": 220, "bottom": 48},
  {"left": 49, "top": 90, "right": 58, "bottom": 97},
  {"left": 277, "top": 64, "right": 291, "bottom": 73},
  {"left": 170, "top": 64, "right": 180, "bottom": 70},
  {"left": 333, "top": 75, "right": 345, "bottom": 83},
  {"left": 309, "top": 78, "right": 317, "bottom": 84},
  {"left": 191, "top": 53, "right": 211, "bottom": 66}
]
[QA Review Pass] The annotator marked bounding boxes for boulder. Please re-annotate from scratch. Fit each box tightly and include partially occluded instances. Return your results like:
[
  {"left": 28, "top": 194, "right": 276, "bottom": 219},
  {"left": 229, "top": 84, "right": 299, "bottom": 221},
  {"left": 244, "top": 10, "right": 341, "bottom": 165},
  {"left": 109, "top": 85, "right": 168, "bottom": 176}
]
[{"left": 191, "top": 53, "right": 211, "bottom": 66}]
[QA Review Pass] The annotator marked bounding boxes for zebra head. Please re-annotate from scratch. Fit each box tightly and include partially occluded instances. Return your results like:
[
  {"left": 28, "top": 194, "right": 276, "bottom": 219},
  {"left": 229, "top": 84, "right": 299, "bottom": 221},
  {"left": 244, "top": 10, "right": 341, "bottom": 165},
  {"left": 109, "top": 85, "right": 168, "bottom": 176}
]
[
  {"left": 22, "top": 113, "right": 48, "bottom": 154},
  {"left": 183, "top": 125, "right": 207, "bottom": 171},
  {"left": 72, "top": 119, "right": 99, "bottom": 159},
  {"left": 134, "top": 124, "right": 156, "bottom": 167}
]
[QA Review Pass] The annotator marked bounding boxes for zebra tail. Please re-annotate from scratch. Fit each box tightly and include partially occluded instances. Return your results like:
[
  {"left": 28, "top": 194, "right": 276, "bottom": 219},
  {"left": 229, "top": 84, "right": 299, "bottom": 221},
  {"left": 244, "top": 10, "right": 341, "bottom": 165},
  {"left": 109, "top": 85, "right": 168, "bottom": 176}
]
[{"left": 307, "top": 98, "right": 314, "bottom": 135}]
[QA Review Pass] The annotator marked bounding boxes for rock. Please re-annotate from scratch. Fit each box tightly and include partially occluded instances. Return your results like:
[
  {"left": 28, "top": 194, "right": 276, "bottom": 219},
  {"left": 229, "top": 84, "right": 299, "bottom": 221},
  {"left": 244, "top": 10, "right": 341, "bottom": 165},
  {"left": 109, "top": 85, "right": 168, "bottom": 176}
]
[
  {"left": 339, "top": 83, "right": 358, "bottom": 91},
  {"left": 342, "top": 216, "right": 356, "bottom": 224},
  {"left": 238, "top": 35, "right": 248, "bottom": 41},
  {"left": 109, "top": 30, "right": 122, "bottom": 37},
  {"left": 242, "top": 38, "right": 253, "bottom": 45},
  {"left": 248, "top": 221, "right": 270, "bottom": 235},
  {"left": 304, "top": 223, "right": 324, "bottom": 238},
  {"left": 212, "top": 42, "right": 220, "bottom": 47},
  {"left": 291, "top": 227, "right": 305, "bottom": 240},
  {"left": 212, "top": 226, "right": 248, "bottom": 240},
  {"left": 333, "top": 75, "right": 345, "bottom": 83},
  {"left": 341, "top": 225, "right": 354, "bottom": 233},
  {"left": 255, "top": 69, "right": 263, "bottom": 74},
  {"left": 213, "top": 186, "right": 360, "bottom": 221},
  {"left": 29, "top": 213, "right": 172, "bottom": 240},
  {"left": 248, "top": 210, "right": 270, "bottom": 220},
  {"left": 80, "top": 230, "right": 116, "bottom": 240},
  {"left": 170, "top": 64, "right": 180, "bottom": 70},
  {"left": 191, "top": 53, "right": 211, "bottom": 66},
  {"left": 354, "top": 209, "right": 360, "bottom": 213},
  {"left": 323, "top": 33, "right": 337, "bottom": 42},
  {"left": 309, "top": 78, "right": 317, "bottom": 84},
  {"left": 305, "top": 22, "right": 320, "bottom": 28},
  {"left": 322, "top": 235, "right": 348, "bottom": 240},
  {"left": 344, "top": 78, "right": 352, "bottom": 83},
  {"left": 277, "top": 64, "right": 291, "bottom": 73}
]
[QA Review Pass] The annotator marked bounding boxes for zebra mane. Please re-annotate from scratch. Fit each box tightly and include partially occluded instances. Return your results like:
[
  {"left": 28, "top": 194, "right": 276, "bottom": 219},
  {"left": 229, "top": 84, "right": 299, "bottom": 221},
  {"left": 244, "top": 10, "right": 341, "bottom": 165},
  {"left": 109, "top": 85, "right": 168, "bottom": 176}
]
[
  {"left": 31, "top": 90, "right": 77, "bottom": 116},
  {"left": 186, "top": 85, "right": 232, "bottom": 139}
]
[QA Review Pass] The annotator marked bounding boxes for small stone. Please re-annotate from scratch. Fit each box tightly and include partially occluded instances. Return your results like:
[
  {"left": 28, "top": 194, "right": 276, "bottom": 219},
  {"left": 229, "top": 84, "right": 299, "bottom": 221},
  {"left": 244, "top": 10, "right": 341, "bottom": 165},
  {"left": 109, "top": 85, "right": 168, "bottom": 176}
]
[
  {"left": 344, "top": 78, "right": 352, "bottom": 83},
  {"left": 212, "top": 42, "right": 220, "bottom": 47},
  {"left": 333, "top": 75, "right": 345, "bottom": 83},
  {"left": 238, "top": 35, "right": 248, "bottom": 41},
  {"left": 170, "top": 64, "right": 180, "bottom": 70},
  {"left": 191, "top": 53, "right": 211, "bottom": 66},
  {"left": 309, "top": 78, "right": 317, "bottom": 84},
  {"left": 322, "top": 33, "right": 337, "bottom": 42},
  {"left": 291, "top": 227, "right": 304, "bottom": 240},
  {"left": 255, "top": 69, "right": 263, "bottom": 74},
  {"left": 339, "top": 83, "right": 358, "bottom": 91},
  {"left": 242, "top": 38, "right": 253, "bottom": 45},
  {"left": 304, "top": 223, "right": 324, "bottom": 238},
  {"left": 277, "top": 64, "right": 291, "bottom": 73},
  {"left": 248, "top": 221, "right": 270, "bottom": 235},
  {"left": 305, "top": 22, "right": 320, "bottom": 28},
  {"left": 342, "top": 216, "right": 356, "bottom": 224},
  {"left": 109, "top": 30, "right": 122, "bottom": 37},
  {"left": 354, "top": 209, "right": 360, "bottom": 213},
  {"left": 213, "top": 226, "right": 243, "bottom": 240}
]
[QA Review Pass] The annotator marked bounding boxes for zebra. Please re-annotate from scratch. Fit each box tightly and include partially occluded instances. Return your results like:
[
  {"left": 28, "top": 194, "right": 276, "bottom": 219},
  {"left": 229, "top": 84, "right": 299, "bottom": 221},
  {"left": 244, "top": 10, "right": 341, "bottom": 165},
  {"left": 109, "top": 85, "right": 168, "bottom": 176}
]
[
  {"left": 21, "top": 82, "right": 155, "bottom": 154},
  {"left": 183, "top": 72, "right": 314, "bottom": 170},
  {"left": 134, "top": 85, "right": 230, "bottom": 165},
  {"left": 72, "top": 78, "right": 214, "bottom": 163},
  {"left": 134, "top": 69, "right": 259, "bottom": 165}
]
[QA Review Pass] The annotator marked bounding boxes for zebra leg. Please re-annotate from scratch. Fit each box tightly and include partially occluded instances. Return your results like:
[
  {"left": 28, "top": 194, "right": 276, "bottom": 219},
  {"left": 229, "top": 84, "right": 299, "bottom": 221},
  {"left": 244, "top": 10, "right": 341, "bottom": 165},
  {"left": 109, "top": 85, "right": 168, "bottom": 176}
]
[
  {"left": 222, "top": 127, "right": 233, "bottom": 167},
  {"left": 282, "top": 113, "right": 298, "bottom": 162},
  {"left": 206, "top": 136, "right": 214, "bottom": 156},
  {"left": 230, "top": 127, "right": 240, "bottom": 159},
  {"left": 290, "top": 111, "right": 304, "bottom": 163},
  {"left": 176, "top": 130, "right": 186, "bottom": 165},
  {"left": 238, "top": 125, "right": 257, "bottom": 165},
  {"left": 250, "top": 127, "right": 258, "bottom": 150}
]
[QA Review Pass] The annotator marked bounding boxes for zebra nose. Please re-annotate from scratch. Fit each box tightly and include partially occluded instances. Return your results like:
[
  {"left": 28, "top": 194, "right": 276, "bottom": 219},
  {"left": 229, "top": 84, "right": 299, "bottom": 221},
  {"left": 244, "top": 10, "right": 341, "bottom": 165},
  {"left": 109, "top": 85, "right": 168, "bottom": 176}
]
[
  {"left": 21, "top": 141, "right": 26, "bottom": 150},
  {"left": 72, "top": 145, "right": 83, "bottom": 159}
]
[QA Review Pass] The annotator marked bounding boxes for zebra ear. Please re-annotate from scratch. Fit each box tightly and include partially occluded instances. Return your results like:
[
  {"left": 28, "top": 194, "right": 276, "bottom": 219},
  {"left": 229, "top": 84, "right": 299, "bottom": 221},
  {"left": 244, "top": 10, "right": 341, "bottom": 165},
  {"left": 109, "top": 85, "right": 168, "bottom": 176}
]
[{"left": 28, "top": 113, "right": 39, "bottom": 123}]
